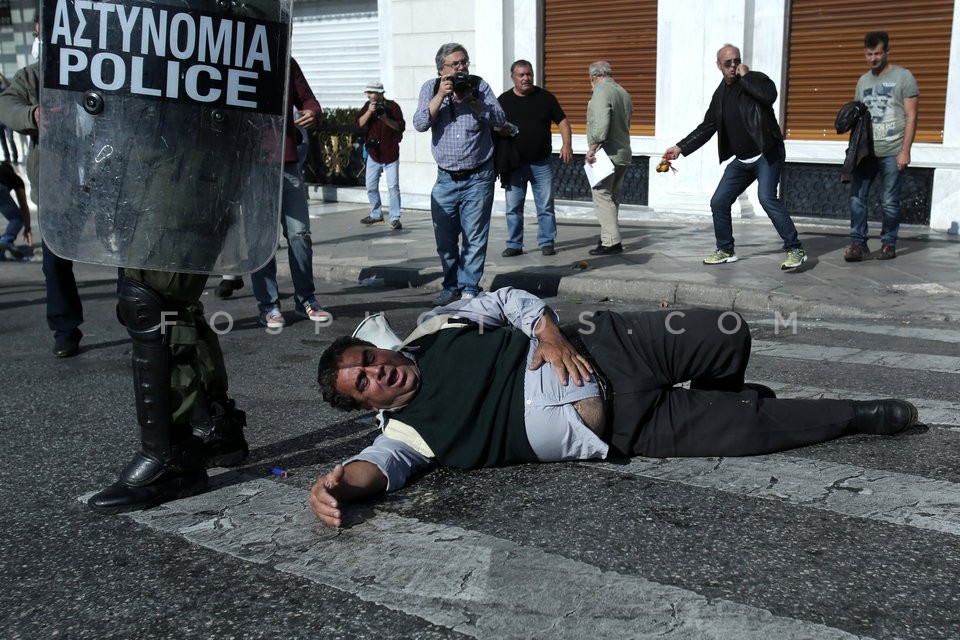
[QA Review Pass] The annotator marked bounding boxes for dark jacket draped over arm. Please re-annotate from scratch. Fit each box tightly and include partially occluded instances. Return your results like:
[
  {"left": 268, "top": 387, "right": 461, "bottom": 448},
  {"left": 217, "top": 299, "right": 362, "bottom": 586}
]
[{"left": 835, "top": 101, "right": 873, "bottom": 183}]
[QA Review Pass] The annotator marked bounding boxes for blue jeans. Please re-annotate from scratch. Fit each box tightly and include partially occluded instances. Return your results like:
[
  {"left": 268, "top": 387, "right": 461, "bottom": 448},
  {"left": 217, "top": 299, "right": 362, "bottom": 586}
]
[
  {"left": 709, "top": 143, "right": 801, "bottom": 253},
  {"left": 504, "top": 159, "right": 557, "bottom": 250},
  {"left": 849, "top": 155, "right": 902, "bottom": 247},
  {"left": 430, "top": 160, "right": 495, "bottom": 296},
  {"left": 365, "top": 156, "right": 401, "bottom": 221},
  {"left": 251, "top": 163, "right": 316, "bottom": 311},
  {"left": 0, "top": 189, "right": 23, "bottom": 243}
]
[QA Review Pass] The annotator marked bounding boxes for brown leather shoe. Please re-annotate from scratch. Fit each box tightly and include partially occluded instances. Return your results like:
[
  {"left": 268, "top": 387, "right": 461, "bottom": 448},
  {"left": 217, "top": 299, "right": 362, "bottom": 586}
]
[{"left": 843, "top": 242, "right": 870, "bottom": 262}]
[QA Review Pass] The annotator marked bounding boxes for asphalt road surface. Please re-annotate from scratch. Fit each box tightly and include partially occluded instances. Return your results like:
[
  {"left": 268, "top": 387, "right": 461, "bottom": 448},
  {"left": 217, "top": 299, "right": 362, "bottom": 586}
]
[{"left": 2, "top": 260, "right": 959, "bottom": 639}]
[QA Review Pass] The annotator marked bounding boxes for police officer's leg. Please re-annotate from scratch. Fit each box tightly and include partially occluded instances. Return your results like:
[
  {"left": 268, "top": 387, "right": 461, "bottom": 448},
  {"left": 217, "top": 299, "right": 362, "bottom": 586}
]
[
  {"left": 188, "top": 300, "right": 249, "bottom": 467},
  {"left": 139, "top": 270, "right": 249, "bottom": 468},
  {"left": 88, "top": 274, "right": 207, "bottom": 513}
]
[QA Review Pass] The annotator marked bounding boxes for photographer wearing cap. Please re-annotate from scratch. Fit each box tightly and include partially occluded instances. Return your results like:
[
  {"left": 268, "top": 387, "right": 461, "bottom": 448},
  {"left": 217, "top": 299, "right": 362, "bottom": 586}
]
[
  {"left": 356, "top": 80, "right": 405, "bottom": 230},
  {"left": 413, "top": 43, "right": 507, "bottom": 307}
]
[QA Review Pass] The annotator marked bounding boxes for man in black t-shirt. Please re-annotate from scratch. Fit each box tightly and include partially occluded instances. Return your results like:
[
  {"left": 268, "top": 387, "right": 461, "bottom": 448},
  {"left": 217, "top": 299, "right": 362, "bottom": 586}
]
[{"left": 497, "top": 60, "right": 572, "bottom": 257}]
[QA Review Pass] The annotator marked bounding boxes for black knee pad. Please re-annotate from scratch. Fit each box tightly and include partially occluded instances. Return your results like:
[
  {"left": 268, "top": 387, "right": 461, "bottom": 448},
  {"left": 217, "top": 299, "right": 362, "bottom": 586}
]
[{"left": 118, "top": 278, "right": 168, "bottom": 344}]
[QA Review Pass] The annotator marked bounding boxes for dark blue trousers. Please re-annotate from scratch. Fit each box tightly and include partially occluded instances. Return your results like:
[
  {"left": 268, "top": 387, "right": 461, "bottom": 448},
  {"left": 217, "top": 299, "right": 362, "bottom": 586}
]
[{"left": 41, "top": 240, "right": 83, "bottom": 341}]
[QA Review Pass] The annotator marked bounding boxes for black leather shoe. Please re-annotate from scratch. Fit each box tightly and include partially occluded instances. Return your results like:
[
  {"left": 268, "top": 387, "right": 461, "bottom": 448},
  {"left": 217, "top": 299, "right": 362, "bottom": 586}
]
[
  {"left": 541, "top": 244, "right": 556, "bottom": 256},
  {"left": 588, "top": 242, "right": 623, "bottom": 256},
  {"left": 87, "top": 443, "right": 208, "bottom": 514},
  {"left": 849, "top": 399, "right": 918, "bottom": 435},
  {"left": 52, "top": 335, "right": 80, "bottom": 358},
  {"left": 501, "top": 247, "right": 523, "bottom": 257},
  {"left": 215, "top": 277, "right": 244, "bottom": 298}
]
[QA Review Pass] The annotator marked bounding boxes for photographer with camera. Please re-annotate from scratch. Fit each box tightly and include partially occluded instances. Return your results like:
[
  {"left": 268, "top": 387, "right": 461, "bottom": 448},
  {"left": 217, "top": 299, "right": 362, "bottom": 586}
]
[
  {"left": 356, "top": 81, "right": 405, "bottom": 230},
  {"left": 413, "top": 43, "right": 506, "bottom": 307}
]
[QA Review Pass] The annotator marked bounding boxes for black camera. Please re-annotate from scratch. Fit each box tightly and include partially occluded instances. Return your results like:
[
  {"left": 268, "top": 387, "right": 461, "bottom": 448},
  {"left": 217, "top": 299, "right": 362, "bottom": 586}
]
[
  {"left": 452, "top": 72, "right": 477, "bottom": 101},
  {"left": 364, "top": 138, "right": 381, "bottom": 151},
  {"left": 373, "top": 101, "right": 386, "bottom": 116},
  {"left": 433, "top": 73, "right": 481, "bottom": 101}
]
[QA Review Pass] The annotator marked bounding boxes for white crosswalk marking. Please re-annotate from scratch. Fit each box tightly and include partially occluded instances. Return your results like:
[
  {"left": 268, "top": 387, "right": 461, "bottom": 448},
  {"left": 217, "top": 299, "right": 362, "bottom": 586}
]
[
  {"left": 108, "top": 475, "right": 873, "bottom": 640},
  {"left": 76, "top": 319, "right": 957, "bottom": 638},
  {"left": 744, "top": 334, "right": 960, "bottom": 425},
  {"left": 751, "top": 319, "right": 960, "bottom": 345},
  {"left": 752, "top": 340, "right": 960, "bottom": 374},
  {"left": 591, "top": 455, "right": 960, "bottom": 537}
]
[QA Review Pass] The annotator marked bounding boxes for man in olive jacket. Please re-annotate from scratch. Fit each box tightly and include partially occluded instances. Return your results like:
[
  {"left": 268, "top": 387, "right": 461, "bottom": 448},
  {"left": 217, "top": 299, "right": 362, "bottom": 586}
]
[{"left": 585, "top": 61, "right": 632, "bottom": 256}]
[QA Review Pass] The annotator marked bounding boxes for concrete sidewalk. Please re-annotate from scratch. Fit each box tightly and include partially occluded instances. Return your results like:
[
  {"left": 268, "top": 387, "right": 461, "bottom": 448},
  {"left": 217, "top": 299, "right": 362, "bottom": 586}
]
[{"left": 298, "top": 199, "right": 960, "bottom": 322}]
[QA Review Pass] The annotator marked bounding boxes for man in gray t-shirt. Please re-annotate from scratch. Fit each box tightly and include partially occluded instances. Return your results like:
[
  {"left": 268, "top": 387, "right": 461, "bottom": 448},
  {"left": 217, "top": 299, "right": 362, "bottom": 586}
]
[{"left": 844, "top": 31, "right": 919, "bottom": 262}]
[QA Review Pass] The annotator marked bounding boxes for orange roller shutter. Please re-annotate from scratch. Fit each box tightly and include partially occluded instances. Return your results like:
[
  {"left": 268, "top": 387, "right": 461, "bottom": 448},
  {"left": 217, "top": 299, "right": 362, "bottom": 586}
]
[
  {"left": 543, "top": 0, "right": 658, "bottom": 136},
  {"left": 785, "top": 0, "right": 951, "bottom": 143}
]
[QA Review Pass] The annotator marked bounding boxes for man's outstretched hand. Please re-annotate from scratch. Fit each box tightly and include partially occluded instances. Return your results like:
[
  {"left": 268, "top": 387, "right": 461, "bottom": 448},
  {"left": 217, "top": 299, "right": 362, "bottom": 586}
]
[
  {"left": 310, "top": 464, "right": 346, "bottom": 528},
  {"left": 309, "top": 461, "right": 388, "bottom": 528}
]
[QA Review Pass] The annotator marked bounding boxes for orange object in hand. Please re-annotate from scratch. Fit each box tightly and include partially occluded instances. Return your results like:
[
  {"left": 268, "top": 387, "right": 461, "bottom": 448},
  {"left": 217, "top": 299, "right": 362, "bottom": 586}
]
[{"left": 656, "top": 156, "right": 676, "bottom": 174}]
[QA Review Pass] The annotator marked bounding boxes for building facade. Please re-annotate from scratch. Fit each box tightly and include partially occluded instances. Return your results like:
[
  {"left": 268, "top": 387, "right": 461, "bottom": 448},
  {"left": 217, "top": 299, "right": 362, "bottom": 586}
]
[
  {"left": 3, "top": 0, "right": 956, "bottom": 231},
  {"left": 336, "top": 0, "right": 959, "bottom": 232}
]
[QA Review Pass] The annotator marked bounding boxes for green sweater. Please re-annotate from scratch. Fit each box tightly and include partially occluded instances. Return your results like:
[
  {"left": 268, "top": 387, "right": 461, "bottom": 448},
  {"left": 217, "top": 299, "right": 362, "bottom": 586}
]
[{"left": 392, "top": 325, "right": 537, "bottom": 469}]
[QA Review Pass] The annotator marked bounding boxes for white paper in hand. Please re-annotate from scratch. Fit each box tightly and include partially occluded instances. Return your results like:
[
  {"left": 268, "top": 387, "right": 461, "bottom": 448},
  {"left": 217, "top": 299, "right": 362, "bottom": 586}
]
[{"left": 584, "top": 148, "right": 615, "bottom": 187}]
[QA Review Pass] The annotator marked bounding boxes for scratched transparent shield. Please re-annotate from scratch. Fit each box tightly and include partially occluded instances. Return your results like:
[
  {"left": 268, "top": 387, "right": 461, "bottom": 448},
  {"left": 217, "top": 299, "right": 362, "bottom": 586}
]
[{"left": 38, "top": 0, "right": 292, "bottom": 274}]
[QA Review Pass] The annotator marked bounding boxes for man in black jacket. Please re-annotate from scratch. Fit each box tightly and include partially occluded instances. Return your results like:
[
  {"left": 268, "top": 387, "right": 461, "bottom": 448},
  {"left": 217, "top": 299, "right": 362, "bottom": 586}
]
[{"left": 664, "top": 44, "right": 806, "bottom": 271}]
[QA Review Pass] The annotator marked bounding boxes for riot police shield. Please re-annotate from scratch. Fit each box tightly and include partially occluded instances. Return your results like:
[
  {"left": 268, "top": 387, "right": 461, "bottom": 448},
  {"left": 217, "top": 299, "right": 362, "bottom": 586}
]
[{"left": 38, "top": 0, "right": 292, "bottom": 274}]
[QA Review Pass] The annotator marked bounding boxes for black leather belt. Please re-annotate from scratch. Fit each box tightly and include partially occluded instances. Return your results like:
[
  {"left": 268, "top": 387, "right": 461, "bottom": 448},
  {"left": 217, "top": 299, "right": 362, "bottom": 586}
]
[
  {"left": 561, "top": 325, "right": 614, "bottom": 438},
  {"left": 439, "top": 165, "right": 483, "bottom": 181}
]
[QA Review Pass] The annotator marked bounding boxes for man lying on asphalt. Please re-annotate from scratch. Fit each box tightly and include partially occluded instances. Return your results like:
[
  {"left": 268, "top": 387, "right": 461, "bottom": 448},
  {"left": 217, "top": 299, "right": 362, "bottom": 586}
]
[{"left": 310, "top": 287, "right": 918, "bottom": 527}]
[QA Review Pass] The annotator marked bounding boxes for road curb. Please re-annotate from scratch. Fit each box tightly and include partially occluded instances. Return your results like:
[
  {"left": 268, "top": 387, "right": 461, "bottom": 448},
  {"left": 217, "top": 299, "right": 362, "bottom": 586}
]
[{"left": 304, "top": 260, "right": 898, "bottom": 321}]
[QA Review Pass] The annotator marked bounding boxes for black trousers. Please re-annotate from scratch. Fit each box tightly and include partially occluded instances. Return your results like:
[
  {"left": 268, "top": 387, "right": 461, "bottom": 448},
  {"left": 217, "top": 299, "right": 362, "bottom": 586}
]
[
  {"left": 574, "top": 309, "right": 854, "bottom": 458},
  {"left": 42, "top": 240, "right": 83, "bottom": 341}
]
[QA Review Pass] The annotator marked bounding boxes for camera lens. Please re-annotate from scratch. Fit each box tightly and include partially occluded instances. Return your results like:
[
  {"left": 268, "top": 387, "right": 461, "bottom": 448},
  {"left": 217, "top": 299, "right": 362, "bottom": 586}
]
[{"left": 452, "top": 73, "right": 472, "bottom": 100}]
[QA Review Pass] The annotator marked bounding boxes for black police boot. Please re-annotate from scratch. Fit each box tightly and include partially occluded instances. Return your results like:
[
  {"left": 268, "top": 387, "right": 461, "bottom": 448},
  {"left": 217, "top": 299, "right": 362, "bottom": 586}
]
[
  {"left": 192, "top": 394, "right": 249, "bottom": 468},
  {"left": 87, "top": 437, "right": 208, "bottom": 515},
  {"left": 848, "top": 399, "right": 918, "bottom": 435},
  {"left": 88, "top": 278, "right": 208, "bottom": 514}
]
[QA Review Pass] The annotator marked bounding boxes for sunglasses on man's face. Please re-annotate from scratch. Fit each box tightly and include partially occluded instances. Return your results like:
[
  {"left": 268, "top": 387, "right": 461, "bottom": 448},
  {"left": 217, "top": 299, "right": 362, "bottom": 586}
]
[{"left": 721, "top": 58, "right": 742, "bottom": 68}]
